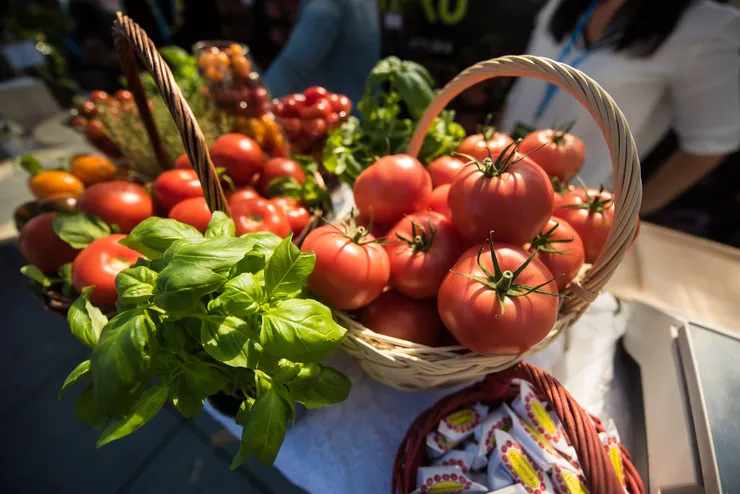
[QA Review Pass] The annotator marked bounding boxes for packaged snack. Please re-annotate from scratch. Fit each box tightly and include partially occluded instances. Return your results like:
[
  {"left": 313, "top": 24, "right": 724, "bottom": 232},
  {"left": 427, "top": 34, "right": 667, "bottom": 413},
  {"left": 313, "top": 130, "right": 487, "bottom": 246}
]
[
  {"left": 492, "top": 429, "right": 555, "bottom": 493},
  {"left": 427, "top": 430, "right": 462, "bottom": 459},
  {"left": 439, "top": 403, "right": 490, "bottom": 443},
  {"left": 487, "top": 485, "right": 528, "bottom": 494},
  {"left": 434, "top": 450, "right": 475, "bottom": 474},
  {"left": 414, "top": 466, "right": 489, "bottom": 493},
  {"left": 550, "top": 465, "right": 589, "bottom": 494},
  {"left": 485, "top": 458, "right": 516, "bottom": 491},
  {"left": 474, "top": 407, "right": 513, "bottom": 458},
  {"left": 511, "top": 381, "right": 572, "bottom": 454},
  {"left": 463, "top": 440, "right": 488, "bottom": 471}
]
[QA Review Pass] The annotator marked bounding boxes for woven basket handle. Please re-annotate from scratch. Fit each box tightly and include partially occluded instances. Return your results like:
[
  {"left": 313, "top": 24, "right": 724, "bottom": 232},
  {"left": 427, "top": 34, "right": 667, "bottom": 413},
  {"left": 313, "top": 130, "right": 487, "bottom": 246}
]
[
  {"left": 112, "top": 13, "right": 231, "bottom": 216},
  {"left": 487, "top": 362, "right": 624, "bottom": 493},
  {"left": 406, "top": 55, "right": 641, "bottom": 314}
]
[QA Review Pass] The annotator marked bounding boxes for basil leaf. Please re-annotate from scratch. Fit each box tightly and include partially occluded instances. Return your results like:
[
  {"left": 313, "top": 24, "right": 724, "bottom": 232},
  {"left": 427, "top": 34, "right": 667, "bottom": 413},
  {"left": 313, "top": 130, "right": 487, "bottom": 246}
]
[
  {"left": 289, "top": 365, "right": 351, "bottom": 409},
  {"left": 58, "top": 262, "right": 75, "bottom": 296},
  {"left": 91, "top": 308, "right": 153, "bottom": 414},
  {"left": 264, "top": 236, "right": 315, "bottom": 299},
  {"left": 20, "top": 265, "right": 57, "bottom": 287},
  {"left": 395, "top": 69, "right": 434, "bottom": 120},
  {"left": 155, "top": 260, "right": 226, "bottom": 313},
  {"left": 172, "top": 378, "right": 203, "bottom": 419},
  {"left": 230, "top": 388, "right": 290, "bottom": 467},
  {"left": 52, "top": 211, "right": 111, "bottom": 249},
  {"left": 163, "top": 236, "right": 254, "bottom": 275},
  {"left": 120, "top": 217, "right": 202, "bottom": 259},
  {"left": 181, "top": 359, "right": 227, "bottom": 398},
  {"left": 58, "top": 360, "right": 91, "bottom": 400},
  {"left": 205, "top": 211, "right": 235, "bottom": 237},
  {"left": 97, "top": 383, "right": 169, "bottom": 447},
  {"left": 208, "top": 273, "right": 264, "bottom": 316},
  {"left": 235, "top": 396, "right": 255, "bottom": 425},
  {"left": 199, "top": 315, "right": 255, "bottom": 368},
  {"left": 115, "top": 266, "right": 157, "bottom": 308},
  {"left": 75, "top": 384, "right": 108, "bottom": 430},
  {"left": 241, "top": 232, "right": 282, "bottom": 260},
  {"left": 160, "top": 320, "right": 196, "bottom": 353},
  {"left": 261, "top": 299, "right": 346, "bottom": 363},
  {"left": 68, "top": 286, "right": 109, "bottom": 349}
]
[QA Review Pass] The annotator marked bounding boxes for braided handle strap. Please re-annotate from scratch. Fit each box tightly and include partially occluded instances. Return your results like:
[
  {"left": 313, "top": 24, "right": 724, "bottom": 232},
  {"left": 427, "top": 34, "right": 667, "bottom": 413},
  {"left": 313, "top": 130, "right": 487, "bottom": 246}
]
[
  {"left": 112, "top": 13, "right": 231, "bottom": 215},
  {"left": 406, "top": 55, "right": 641, "bottom": 314}
]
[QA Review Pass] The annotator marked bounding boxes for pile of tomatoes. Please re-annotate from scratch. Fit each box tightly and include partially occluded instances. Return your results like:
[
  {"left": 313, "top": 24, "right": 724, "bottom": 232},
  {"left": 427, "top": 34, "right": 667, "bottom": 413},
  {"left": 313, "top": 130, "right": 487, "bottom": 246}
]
[
  {"left": 299, "top": 126, "right": 618, "bottom": 356},
  {"left": 272, "top": 86, "right": 352, "bottom": 155},
  {"left": 69, "top": 90, "right": 142, "bottom": 157}
]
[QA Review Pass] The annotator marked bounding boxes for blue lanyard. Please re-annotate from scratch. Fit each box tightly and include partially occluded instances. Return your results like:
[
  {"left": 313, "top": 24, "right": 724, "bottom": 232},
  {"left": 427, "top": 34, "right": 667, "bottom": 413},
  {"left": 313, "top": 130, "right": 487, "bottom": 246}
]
[{"left": 534, "top": 0, "right": 601, "bottom": 120}]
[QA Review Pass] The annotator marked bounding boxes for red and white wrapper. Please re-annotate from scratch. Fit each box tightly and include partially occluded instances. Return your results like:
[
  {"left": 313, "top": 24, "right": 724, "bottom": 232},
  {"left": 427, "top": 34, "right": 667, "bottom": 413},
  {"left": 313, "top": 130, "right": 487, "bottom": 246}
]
[
  {"left": 492, "top": 429, "right": 555, "bottom": 493},
  {"left": 486, "top": 457, "right": 516, "bottom": 491},
  {"left": 474, "top": 407, "right": 513, "bottom": 458},
  {"left": 488, "top": 485, "right": 528, "bottom": 494},
  {"left": 511, "top": 381, "right": 573, "bottom": 456},
  {"left": 463, "top": 440, "right": 488, "bottom": 471},
  {"left": 433, "top": 450, "right": 475, "bottom": 474},
  {"left": 413, "top": 466, "right": 489, "bottom": 493},
  {"left": 439, "top": 403, "right": 490, "bottom": 443},
  {"left": 599, "top": 425, "right": 627, "bottom": 491},
  {"left": 426, "top": 430, "right": 462, "bottom": 459},
  {"left": 550, "top": 465, "right": 589, "bottom": 494}
]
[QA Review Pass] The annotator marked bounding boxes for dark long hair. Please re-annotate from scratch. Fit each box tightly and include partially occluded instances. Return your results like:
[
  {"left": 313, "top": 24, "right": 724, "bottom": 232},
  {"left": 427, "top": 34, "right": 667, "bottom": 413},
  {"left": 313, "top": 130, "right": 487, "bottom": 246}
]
[{"left": 548, "top": 0, "right": 696, "bottom": 57}]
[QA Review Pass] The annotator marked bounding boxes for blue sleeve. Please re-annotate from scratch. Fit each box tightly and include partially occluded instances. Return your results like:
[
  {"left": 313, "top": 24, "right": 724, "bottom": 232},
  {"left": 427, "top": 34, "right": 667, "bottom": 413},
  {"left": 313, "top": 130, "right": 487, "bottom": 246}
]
[{"left": 263, "top": 0, "right": 342, "bottom": 97}]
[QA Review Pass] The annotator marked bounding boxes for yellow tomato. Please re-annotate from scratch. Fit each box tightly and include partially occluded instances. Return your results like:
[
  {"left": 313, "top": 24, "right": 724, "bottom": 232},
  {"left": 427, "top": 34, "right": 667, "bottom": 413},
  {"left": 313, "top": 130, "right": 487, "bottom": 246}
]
[
  {"left": 69, "top": 154, "right": 117, "bottom": 185},
  {"left": 29, "top": 170, "right": 85, "bottom": 200}
]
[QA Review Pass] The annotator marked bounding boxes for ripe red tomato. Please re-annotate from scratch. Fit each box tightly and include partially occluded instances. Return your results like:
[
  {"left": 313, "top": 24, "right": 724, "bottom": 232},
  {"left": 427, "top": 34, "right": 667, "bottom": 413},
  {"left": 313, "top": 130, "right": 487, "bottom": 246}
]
[
  {"left": 360, "top": 290, "right": 442, "bottom": 346},
  {"left": 530, "top": 218, "right": 585, "bottom": 291},
  {"left": 227, "top": 186, "right": 261, "bottom": 206},
  {"left": 258, "top": 157, "right": 306, "bottom": 195},
  {"left": 302, "top": 118, "right": 327, "bottom": 138},
  {"left": 353, "top": 154, "right": 433, "bottom": 224},
  {"left": 278, "top": 117, "right": 302, "bottom": 138},
  {"left": 210, "top": 134, "right": 264, "bottom": 185},
  {"left": 429, "top": 184, "right": 451, "bottom": 219},
  {"left": 553, "top": 187, "right": 615, "bottom": 263},
  {"left": 304, "top": 86, "right": 329, "bottom": 105},
  {"left": 427, "top": 156, "right": 465, "bottom": 187},
  {"left": 300, "top": 224, "right": 390, "bottom": 310},
  {"left": 384, "top": 211, "right": 466, "bottom": 299},
  {"left": 153, "top": 169, "right": 204, "bottom": 212},
  {"left": 282, "top": 95, "right": 305, "bottom": 118},
  {"left": 168, "top": 197, "right": 212, "bottom": 233},
  {"left": 518, "top": 129, "right": 585, "bottom": 182},
  {"left": 448, "top": 151, "right": 553, "bottom": 244},
  {"left": 18, "top": 212, "right": 80, "bottom": 274},
  {"left": 458, "top": 130, "right": 514, "bottom": 162},
  {"left": 114, "top": 90, "right": 133, "bottom": 103},
  {"left": 302, "top": 100, "right": 332, "bottom": 120},
  {"left": 174, "top": 153, "right": 192, "bottom": 169},
  {"left": 325, "top": 112, "right": 340, "bottom": 130},
  {"left": 270, "top": 197, "right": 311, "bottom": 236},
  {"left": 77, "top": 180, "right": 154, "bottom": 233},
  {"left": 231, "top": 197, "right": 291, "bottom": 237},
  {"left": 89, "top": 90, "right": 109, "bottom": 103},
  {"left": 438, "top": 239, "right": 559, "bottom": 354},
  {"left": 328, "top": 93, "right": 352, "bottom": 115},
  {"left": 72, "top": 234, "right": 144, "bottom": 307}
]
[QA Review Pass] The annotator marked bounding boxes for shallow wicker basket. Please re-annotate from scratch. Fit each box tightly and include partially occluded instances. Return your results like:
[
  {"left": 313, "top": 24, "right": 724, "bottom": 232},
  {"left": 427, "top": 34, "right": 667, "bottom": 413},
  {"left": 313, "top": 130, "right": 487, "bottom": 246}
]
[
  {"left": 340, "top": 56, "right": 642, "bottom": 391},
  {"left": 392, "top": 362, "right": 645, "bottom": 494}
]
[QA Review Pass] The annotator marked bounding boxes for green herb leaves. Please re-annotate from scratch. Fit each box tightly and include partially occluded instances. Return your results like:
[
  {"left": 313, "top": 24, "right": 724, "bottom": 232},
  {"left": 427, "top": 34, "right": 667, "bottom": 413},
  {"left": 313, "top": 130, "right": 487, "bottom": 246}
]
[
  {"left": 52, "top": 211, "right": 111, "bottom": 249},
  {"left": 231, "top": 387, "right": 291, "bottom": 467},
  {"left": 265, "top": 236, "right": 315, "bottom": 299},
  {"left": 68, "top": 286, "right": 109, "bottom": 349},
  {"left": 120, "top": 217, "right": 202, "bottom": 259}
]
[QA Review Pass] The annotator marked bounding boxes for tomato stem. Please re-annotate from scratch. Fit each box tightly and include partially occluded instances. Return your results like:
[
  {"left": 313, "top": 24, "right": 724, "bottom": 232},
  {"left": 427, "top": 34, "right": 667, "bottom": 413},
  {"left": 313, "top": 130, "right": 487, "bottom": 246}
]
[
  {"left": 530, "top": 220, "right": 574, "bottom": 255},
  {"left": 559, "top": 180, "right": 614, "bottom": 214},
  {"left": 396, "top": 219, "right": 437, "bottom": 252}
]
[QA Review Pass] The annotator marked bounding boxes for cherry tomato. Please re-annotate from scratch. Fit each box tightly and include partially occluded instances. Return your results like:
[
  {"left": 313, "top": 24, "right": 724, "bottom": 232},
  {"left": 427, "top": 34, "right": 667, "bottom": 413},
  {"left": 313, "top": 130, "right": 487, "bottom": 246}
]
[
  {"left": 18, "top": 212, "right": 80, "bottom": 275},
  {"left": 282, "top": 96, "right": 305, "bottom": 118},
  {"left": 258, "top": 157, "right": 306, "bottom": 195},
  {"left": 72, "top": 234, "right": 144, "bottom": 307},
  {"left": 302, "top": 100, "right": 332, "bottom": 120},
  {"left": 270, "top": 197, "right": 311, "bottom": 236},
  {"left": 77, "top": 180, "right": 153, "bottom": 233},
  {"left": 458, "top": 130, "right": 514, "bottom": 162},
  {"left": 210, "top": 134, "right": 265, "bottom": 185},
  {"left": 153, "top": 169, "right": 204, "bottom": 212},
  {"left": 353, "top": 154, "right": 433, "bottom": 224},
  {"left": 448, "top": 149, "right": 554, "bottom": 244},
  {"left": 438, "top": 239, "right": 559, "bottom": 354},
  {"left": 79, "top": 101, "right": 98, "bottom": 118},
  {"left": 553, "top": 187, "right": 615, "bottom": 263},
  {"left": 304, "top": 86, "right": 329, "bottom": 105},
  {"left": 70, "top": 115, "right": 88, "bottom": 129},
  {"left": 168, "top": 197, "right": 212, "bottom": 233},
  {"left": 427, "top": 155, "right": 465, "bottom": 187},
  {"left": 360, "top": 290, "right": 442, "bottom": 346},
  {"left": 29, "top": 170, "right": 84, "bottom": 200},
  {"left": 69, "top": 154, "right": 117, "bottom": 185},
  {"left": 227, "top": 186, "right": 261, "bottom": 206},
  {"left": 89, "top": 90, "right": 109, "bottom": 103},
  {"left": 328, "top": 93, "right": 352, "bottom": 115},
  {"left": 429, "top": 184, "right": 451, "bottom": 219},
  {"left": 174, "top": 153, "right": 192, "bottom": 169},
  {"left": 278, "top": 117, "right": 302, "bottom": 138},
  {"left": 86, "top": 119, "right": 106, "bottom": 138},
  {"left": 231, "top": 197, "right": 291, "bottom": 237},
  {"left": 114, "top": 90, "right": 134, "bottom": 103},
  {"left": 300, "top": 224, "right": 390, "bottom": 310},
  {"left": 384, "top": 211, "right": 466, "bottom": 299},
  {"left": 272, "top": 99, "right": 285, "bottom": 116},
  {"left": 302, "top": 118, "right": 327, "bottom": 138},
  {"left": 530, "top": 218, "right": 585, "bottom": 291},
  {"left": 325, "top": 112, "right": 341, "bottom": 130},
  {"left": 518, "top": 129, "right": 585, "bottom": 182}
]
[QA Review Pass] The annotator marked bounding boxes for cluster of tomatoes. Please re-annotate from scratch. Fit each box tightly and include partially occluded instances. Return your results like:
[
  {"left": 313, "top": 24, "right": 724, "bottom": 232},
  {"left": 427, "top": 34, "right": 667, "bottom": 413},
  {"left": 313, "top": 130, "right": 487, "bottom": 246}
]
[
  {"left": 299, "top": 126, "right": 618, "bottom": 355},
  {"left": 271, "top": 86, "right": 352, "bottom": 154},
  {"left": 69, "top": 90, "right": 140, "bottom": 157}
]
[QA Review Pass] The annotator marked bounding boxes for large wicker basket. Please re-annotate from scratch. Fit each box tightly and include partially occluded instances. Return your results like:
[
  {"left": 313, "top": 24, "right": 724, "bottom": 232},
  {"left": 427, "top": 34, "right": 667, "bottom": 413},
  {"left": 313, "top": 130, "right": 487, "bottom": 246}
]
[
  {"left": 392, "top": 362, "right": 645, "bottom": 494},
  {"left": 340, "top": 56, "right": 642, "bottom": 391}
]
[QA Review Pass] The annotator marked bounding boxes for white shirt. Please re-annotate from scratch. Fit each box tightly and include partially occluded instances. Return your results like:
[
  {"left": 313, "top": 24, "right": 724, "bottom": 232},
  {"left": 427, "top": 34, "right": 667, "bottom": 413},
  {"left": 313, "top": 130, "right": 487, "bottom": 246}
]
[{"left": 502, "top": 0, "right": 740, "bottom": 188}]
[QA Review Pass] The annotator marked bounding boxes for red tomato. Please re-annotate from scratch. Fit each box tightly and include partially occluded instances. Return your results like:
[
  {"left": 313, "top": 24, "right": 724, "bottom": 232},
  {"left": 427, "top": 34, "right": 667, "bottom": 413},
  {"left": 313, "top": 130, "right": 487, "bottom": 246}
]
[
  {"left": 530, "top": 218, "right": 585, "bottom": 291},
  {"left": 282, "top": 96, "right": 305, "bottom": 118},
  {"left": 300, "top": 224, "right": 390, "bottom": 310},
  {"left": 231, "top": 197, "right": 291, "bottom": 237},
  {"left": 77, "top": 180, "right": 154, "bottom": 233},
  {"left": 174, "top": 153, "right": 192, "bottom": 169},
  {"left": 302, "top": 118, "right": 327, "bottom": 138},
  {"left": 360, "top": 290, "right": 442, "bottom": 346},
  {"left": 18, "top": 212, "right": 80, "bottom": 274},
  {"left": 438, "top": 239, "right": 559, "bottom": 354},
  {"left": 210, "top": 134, "right": 264, "bottom": 185},
  {"left": 384, "top": 211, "right": 466, "bottom": 299},
  {"left": 278, "top": 117, "right": 302, "bottom": 138},
  {"left": 353, "top": 154, "right": 433, "bottom": 224},
  {"left": 518, "top": 129, "right": 585, "bottom": 182},
  {"left": 270, "top": 197, "right": 312, "bottom": 236},
  {"left": 227, "top": 186, "right": 261, "bottom": 206},
  {"left": 553, "top": 187, "right": 615, "bottom": 263},
  {"left": 72, "top": 234, "right": 144, "bottom": 307},
  {"left": 153, "top": 169, "right": 204, "bottom": 212},
  {"left": 325, "top": 112, "right": 341, "bottom": 130},
  {"left": 448, "top": 151, "right": 553, "bottom": 244},
  {"left": 429, "top": 184, "right": 451, "bottom": 219},
  {"left": 328, "top": 93, "right": 352, "bottom": 115},
  {"left": 168, "top": 197, "right": 212, "bottom": 233},
  {"left": 304, "top": 86, "right": 329, "bottom": 105},
  {"left": 427, "top": 156, "right": 465, "bottom": 187},
  {"left": 458, "top": 130, "right": 514, "bottom": 162},
  {"left": 114, "top": 90, "right": 133, "bottom": 103},
  {"left": 258, "top": 157, "right": 306, "bottom": 195},
  {"left": 302, "top": 100, "right": 332, "bottom": 120},
  {"left": 271, "top": 99, "right": 285, "bottom": 116},
  {"left": 89, "top": 90, "right": 109, "bottom": 103}
]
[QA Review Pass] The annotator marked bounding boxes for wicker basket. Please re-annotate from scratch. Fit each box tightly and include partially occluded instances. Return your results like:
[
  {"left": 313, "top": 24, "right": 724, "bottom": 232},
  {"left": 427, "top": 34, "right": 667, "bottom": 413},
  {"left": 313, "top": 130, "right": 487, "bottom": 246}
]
[
  {"left": 339, "top": 55, "right": 642, "bottom": 391},
  {"left": 392, "top": 362, "right": 645, "bottom": 494}
]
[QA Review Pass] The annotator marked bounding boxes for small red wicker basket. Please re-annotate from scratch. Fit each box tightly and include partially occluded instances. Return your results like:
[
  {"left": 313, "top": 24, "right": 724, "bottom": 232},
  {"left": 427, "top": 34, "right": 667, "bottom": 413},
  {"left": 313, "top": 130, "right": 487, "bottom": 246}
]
[{"left": 392, "top": 362, "right": 645, "bottom": 494}]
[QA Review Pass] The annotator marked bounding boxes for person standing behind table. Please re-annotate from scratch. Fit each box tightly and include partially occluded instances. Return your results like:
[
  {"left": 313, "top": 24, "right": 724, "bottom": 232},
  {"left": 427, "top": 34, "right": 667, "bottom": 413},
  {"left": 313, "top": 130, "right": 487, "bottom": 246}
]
[
  {"left": 501, "top": 0, "right": 740, "bottom": 215},
  {"left": 263, "top": 0, "right": 381, "bottom": 111}
]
